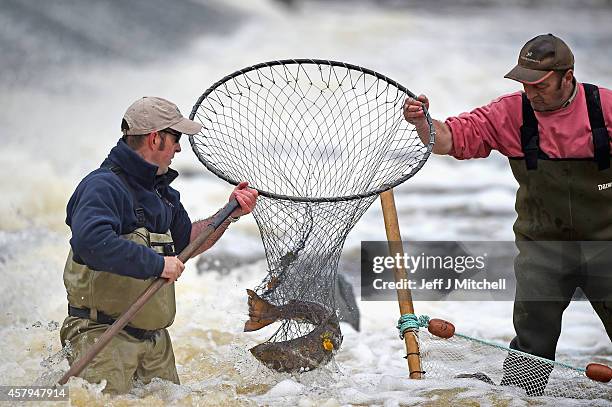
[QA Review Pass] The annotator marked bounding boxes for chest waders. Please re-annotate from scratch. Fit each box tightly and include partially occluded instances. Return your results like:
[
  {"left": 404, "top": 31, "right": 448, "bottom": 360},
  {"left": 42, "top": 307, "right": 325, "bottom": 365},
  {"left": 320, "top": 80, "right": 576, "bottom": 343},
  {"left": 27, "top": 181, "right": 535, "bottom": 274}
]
[
  {"left": 501, "top": 84, "right": 612, "bottom": 396},
  {"left": 63, "top": 166, "right": 177, "bottom": 333}
]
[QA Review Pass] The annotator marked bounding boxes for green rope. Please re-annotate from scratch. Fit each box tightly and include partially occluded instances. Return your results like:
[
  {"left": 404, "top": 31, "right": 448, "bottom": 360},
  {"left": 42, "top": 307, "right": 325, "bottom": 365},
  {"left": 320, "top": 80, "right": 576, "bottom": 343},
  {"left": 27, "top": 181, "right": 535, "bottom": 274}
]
[{"left": 397, "top": 313, "right": 430, "bottom": 339}]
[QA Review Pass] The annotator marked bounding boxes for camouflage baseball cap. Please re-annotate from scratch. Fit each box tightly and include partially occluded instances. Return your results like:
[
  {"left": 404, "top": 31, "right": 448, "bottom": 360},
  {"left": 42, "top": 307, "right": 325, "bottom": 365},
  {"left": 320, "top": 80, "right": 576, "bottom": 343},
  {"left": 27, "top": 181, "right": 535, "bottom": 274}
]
[
  {"left": 504, "top": 34, "right": 574, "bottom": 85},
  {"left": 122, "top": 96, "right": 202, "bottom": 135}
]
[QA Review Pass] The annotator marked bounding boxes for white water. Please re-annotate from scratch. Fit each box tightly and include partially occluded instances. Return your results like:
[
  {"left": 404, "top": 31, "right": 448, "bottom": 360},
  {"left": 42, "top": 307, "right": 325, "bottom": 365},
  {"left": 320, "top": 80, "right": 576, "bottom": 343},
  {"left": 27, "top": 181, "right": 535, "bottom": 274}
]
[{"left": 1, "top": 1, "right": 611, "bottom": 405}]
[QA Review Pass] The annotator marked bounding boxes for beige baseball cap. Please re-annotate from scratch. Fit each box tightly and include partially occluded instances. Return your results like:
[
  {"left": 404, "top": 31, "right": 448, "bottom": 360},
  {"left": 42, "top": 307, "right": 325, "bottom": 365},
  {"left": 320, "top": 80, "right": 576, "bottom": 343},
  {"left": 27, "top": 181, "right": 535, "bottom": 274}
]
[
  {"left": 122, "top": 96, "right": 202, "bottom": 135},
  {"left": 504, "top": 34, "right": 574, "bottom": 85}
]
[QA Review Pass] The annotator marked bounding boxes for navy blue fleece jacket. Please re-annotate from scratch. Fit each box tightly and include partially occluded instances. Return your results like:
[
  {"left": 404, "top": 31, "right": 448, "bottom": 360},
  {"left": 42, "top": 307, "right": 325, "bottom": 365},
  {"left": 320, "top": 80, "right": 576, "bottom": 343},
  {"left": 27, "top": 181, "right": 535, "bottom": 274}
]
[{"left": 66, "top": 139, "right": 192, "bottom": 279}]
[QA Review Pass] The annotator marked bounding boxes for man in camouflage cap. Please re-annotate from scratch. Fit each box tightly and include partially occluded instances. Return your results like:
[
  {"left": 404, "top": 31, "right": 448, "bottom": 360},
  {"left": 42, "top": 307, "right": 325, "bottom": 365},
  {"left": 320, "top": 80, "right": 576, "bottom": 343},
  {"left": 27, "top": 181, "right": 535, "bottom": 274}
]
[{"left": 404, "top": 34, "right": 612, "bottom": 395}]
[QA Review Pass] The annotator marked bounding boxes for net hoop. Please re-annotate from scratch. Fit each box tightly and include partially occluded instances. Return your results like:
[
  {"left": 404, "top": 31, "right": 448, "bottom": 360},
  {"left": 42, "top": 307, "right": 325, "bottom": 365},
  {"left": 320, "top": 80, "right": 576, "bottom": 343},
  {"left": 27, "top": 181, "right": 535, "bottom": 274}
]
[{"left": 189, "top": 58, "right": 435, "bottom": 202}]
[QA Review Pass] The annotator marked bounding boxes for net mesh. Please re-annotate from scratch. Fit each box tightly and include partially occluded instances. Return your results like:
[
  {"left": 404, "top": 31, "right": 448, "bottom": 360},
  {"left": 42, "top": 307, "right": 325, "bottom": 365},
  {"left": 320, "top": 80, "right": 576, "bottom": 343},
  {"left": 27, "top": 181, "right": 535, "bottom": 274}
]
[
  {"left": 418, "top": 330, "right": 611, "bottom": 400},
  {"left": 190, "top": 60, "right": 432, "bottom": 371}
]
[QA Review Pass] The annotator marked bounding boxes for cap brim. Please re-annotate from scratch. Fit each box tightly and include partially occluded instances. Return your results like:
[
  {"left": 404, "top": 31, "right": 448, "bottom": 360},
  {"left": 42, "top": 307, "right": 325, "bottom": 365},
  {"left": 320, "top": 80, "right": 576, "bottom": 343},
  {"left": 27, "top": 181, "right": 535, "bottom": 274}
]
[
  {"left": 169, "top": 117, "right": 203, "bottom": 135},
  {"left": 504, "top": 65, "right": 555, "bottom": 85}
]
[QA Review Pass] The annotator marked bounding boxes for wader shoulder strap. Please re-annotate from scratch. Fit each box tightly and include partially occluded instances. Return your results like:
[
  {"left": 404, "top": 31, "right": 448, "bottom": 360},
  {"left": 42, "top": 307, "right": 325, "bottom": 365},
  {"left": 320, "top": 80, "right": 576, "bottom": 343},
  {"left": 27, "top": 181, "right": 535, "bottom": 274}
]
[
  {"left": 106, "top": 165, "right": 146, "bottom": 227},
  {"left": 520, "top": 93, "right": 541, "bottom": 170},
  {"left": 583, "top": 83, "right": 610, "bottom": 170}
]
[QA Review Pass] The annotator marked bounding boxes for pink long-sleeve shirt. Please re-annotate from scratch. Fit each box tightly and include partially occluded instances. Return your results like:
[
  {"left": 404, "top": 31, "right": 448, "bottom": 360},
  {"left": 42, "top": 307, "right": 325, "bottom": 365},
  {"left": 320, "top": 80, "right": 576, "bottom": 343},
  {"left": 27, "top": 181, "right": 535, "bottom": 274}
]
[{"left": 446, "top": 83, "right": 612, "bottom": 160}]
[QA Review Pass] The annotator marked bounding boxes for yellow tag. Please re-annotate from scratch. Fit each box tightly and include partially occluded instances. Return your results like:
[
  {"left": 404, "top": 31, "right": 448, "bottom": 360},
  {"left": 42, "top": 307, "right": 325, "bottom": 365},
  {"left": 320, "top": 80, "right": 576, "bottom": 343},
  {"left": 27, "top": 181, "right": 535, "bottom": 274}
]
[{"left": 322, "top": 338, "right": 334, "bottom": 351}]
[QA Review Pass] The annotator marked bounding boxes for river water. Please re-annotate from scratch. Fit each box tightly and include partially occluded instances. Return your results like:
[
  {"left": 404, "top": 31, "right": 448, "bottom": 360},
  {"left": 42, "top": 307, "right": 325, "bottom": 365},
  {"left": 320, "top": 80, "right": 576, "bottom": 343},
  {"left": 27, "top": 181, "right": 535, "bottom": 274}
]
[{"left": 1, "top": 0, "right": 611, "bottom": 405}]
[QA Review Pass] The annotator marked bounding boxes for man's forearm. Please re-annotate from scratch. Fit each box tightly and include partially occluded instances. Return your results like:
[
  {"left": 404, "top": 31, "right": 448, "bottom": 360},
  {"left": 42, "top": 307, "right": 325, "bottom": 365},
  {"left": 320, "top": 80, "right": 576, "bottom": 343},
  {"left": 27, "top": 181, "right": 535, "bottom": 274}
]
[
  {"left": 415, "top": 118, "right": 453, "bottom": 155},
  {"left": 188, "top": 216, "right": 233, "bottom": 257}
]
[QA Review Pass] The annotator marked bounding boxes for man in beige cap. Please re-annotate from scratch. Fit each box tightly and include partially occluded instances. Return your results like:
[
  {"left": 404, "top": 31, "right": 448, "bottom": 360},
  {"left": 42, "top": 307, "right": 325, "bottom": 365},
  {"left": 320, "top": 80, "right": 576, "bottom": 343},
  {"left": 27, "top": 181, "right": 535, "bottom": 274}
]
[
  {"left": 404, "top": 34, "right": 611, "bottom": 395},
  {"left": 61, "top": 96, "right": 258, "bottom": 394}
]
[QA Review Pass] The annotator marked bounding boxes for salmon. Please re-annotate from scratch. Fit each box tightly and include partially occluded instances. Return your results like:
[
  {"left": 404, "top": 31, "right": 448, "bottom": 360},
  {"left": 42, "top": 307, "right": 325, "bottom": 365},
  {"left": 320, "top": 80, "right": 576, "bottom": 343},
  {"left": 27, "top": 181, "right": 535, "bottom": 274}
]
[{"left": 244, "top": 289, "right": 343, "bottom": 373}]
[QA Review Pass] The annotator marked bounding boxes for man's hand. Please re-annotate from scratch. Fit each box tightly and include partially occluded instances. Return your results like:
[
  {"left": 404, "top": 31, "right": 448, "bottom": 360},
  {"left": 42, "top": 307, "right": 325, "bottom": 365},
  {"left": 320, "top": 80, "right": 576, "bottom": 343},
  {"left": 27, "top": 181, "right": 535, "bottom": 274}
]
[
  {"left": 403, "top": 94, "right": 430, "bottom": 126},
  {"left": 404, "top": 93, "right": 453, "bottom": 155},
  {"left": 230, "top": 181, "right": 259, "bottom": 218},
  {"left": 161, "top": 256, "right": 185, "bottom": 283}
]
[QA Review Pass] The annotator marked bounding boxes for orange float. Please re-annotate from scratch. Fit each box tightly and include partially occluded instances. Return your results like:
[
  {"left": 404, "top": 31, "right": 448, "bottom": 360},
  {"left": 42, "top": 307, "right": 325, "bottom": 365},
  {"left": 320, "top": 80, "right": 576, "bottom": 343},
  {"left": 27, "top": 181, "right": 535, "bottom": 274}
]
[
  {"left": 427, "top": 318, "right": 455, "bottom": 339},
  {"left": 585, "top": 363, "right": 612, "bottom": 383}
]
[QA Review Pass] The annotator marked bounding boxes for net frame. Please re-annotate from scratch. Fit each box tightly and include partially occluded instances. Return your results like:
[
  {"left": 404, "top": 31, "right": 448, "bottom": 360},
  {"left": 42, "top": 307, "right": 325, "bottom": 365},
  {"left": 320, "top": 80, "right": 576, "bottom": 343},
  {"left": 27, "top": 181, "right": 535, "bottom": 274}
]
[{"left": 189, "top": 58, "right": 434, "bottom": 203}]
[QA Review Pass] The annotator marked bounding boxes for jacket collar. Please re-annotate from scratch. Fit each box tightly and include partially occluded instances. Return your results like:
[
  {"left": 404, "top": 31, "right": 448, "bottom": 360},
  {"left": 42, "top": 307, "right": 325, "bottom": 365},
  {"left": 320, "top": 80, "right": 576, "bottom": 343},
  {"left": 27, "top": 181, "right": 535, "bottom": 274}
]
[
  {"left": 561, "top": 78, "right": 578, "bottom": 109},
  {"left": 103, "top": 139, "right": 178, "bottom": 189}
]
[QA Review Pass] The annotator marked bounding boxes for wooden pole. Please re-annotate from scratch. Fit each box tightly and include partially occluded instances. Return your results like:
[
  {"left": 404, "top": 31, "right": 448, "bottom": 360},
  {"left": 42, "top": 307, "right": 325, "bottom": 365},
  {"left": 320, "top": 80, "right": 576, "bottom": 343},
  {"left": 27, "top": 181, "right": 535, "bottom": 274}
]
[
  {"left": 379, "top": 189, "right": 422, "bottom": 379},
  {"left": 58, "top": 199, "right": 240, "bottom": 385}
]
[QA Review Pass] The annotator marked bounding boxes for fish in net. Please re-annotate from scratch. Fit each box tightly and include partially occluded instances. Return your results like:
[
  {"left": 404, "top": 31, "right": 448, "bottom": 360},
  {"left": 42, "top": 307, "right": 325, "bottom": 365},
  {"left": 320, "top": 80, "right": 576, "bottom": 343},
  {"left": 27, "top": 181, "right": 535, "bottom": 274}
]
[{"left": 188, "top": 59, "right": 433, "bottom": 373}]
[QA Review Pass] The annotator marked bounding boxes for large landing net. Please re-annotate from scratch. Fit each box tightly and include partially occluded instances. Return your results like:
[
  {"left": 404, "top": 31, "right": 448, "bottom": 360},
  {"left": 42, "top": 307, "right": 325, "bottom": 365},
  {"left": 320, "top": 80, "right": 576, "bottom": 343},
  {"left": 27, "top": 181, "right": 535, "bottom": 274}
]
[{"left": 189, "top": 59, "right": 433, "bottom": 372}]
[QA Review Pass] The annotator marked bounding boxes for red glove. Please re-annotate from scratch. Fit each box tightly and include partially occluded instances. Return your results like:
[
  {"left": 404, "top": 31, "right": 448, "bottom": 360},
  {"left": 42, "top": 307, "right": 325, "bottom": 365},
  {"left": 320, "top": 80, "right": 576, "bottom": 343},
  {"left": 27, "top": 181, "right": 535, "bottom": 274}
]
[{"left": 230, "top": 181, "right": 259, "bottom": 218}]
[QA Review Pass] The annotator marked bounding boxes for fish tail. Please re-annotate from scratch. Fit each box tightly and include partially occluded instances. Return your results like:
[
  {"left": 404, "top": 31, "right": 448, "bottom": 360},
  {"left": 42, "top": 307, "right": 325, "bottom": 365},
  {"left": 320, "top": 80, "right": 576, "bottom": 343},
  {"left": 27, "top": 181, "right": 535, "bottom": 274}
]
[{"left": 244, "top": 289, "right": 278, "bottom": 332}]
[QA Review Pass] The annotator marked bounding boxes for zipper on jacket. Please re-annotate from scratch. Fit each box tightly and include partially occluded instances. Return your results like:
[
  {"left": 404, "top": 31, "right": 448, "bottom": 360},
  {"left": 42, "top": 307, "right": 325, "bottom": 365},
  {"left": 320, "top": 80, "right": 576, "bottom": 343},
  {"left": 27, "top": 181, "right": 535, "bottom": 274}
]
[{"left": 155, "top": 189, "right": 175, "bottom": 208}]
